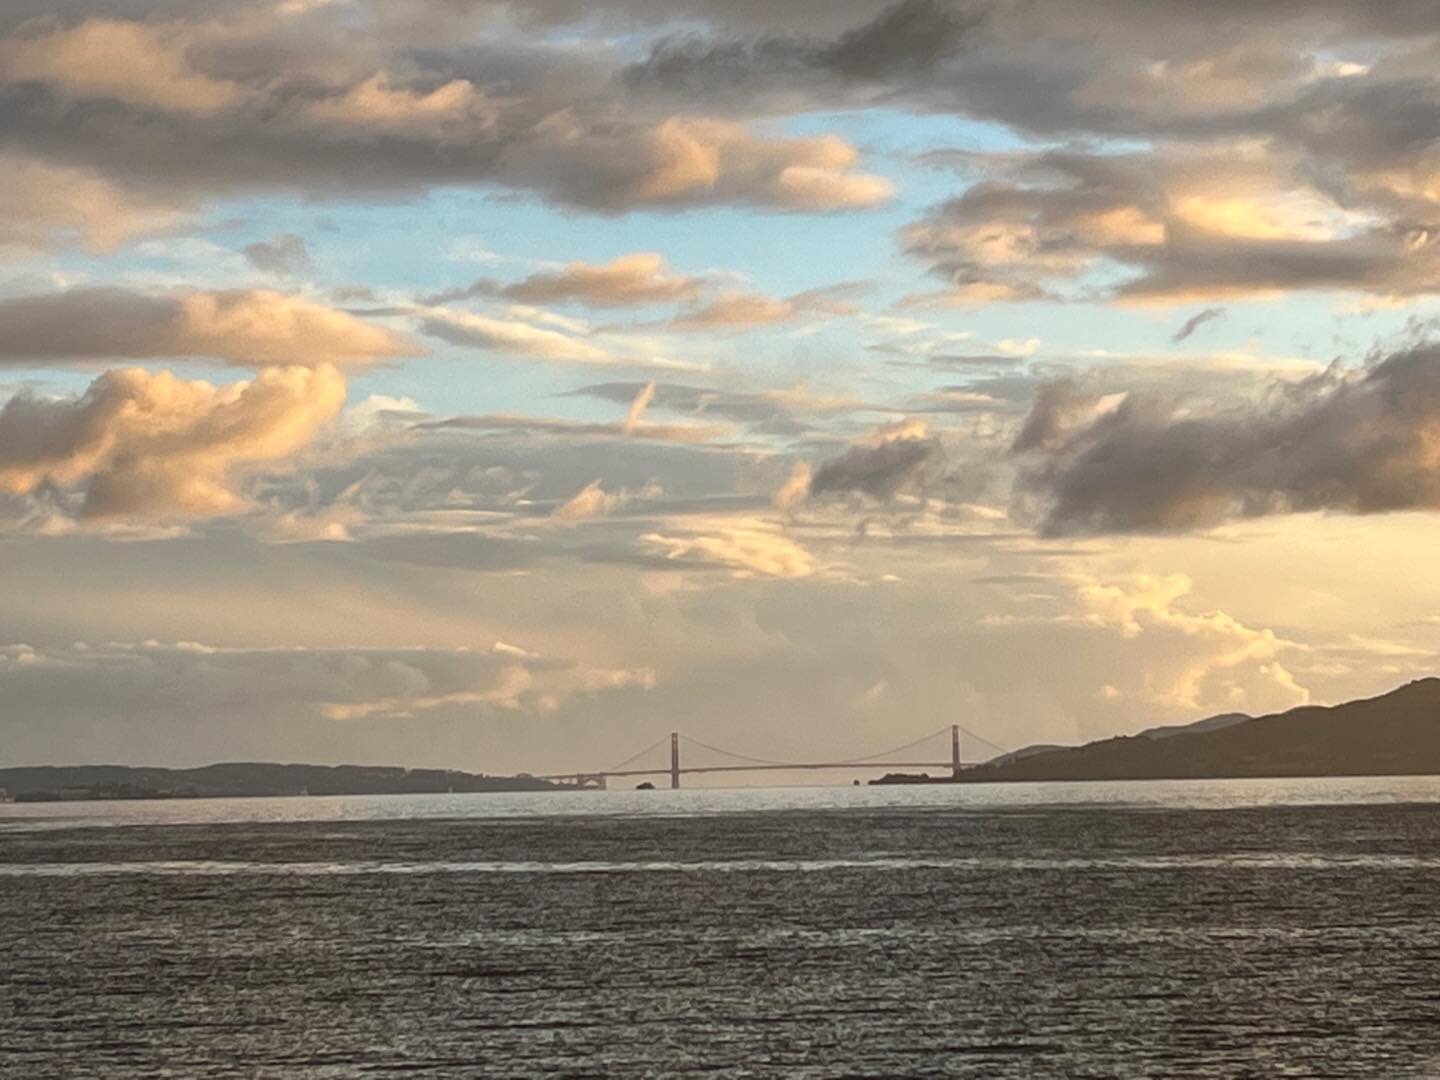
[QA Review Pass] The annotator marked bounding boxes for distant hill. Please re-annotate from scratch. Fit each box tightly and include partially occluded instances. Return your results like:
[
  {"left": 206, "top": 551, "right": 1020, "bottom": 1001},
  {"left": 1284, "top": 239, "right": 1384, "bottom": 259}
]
[
  {"left": 984, "top": 742, "right": 1067, "bottom": 768},
  {"left": 942, "top": 679, "right": 1440, "bottom": 784},
  {"left": 1136, "top": 711, "right": 1250, "bottom": 741},
  {"left": 980, "top": 712, "right": 1251, "bottom": 771},
  {"left": 0, "top": 762, "right": 560, "bottom": 801}
]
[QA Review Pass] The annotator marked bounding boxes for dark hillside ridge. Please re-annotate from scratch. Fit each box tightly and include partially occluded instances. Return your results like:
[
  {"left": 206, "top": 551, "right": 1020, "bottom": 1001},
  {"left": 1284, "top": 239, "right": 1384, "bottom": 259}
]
[
  {"left": 947, "top": 678, "right": 1440, "bottom": 783},
  {"left": 984, "top": 711, "right": 1252, "bottom": 769},
  {"left": 0, "top": 762, "right": 559, "bottom": 801},
  {"left": 1137, "top": 712, "right": 1250, "bottom": 740}
]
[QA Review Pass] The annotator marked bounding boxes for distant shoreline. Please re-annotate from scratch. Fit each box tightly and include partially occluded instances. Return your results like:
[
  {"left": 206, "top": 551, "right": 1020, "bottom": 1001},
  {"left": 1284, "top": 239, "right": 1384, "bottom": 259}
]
[
  {"left": 9, "top": 677, "right": 1440, "bottom": 801},
  {"left": 872, "top": 766, "right": 1440, "bottom": 786},
  {"left": 0, "top": 762, "right": 564, "bottom": 803}
]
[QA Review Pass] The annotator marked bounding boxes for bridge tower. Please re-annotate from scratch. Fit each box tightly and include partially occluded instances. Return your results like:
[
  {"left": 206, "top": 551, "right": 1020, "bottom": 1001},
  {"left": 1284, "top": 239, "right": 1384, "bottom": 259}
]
[
  {"left": 951, "top": 724, "right": 962, "bottom": 779},
  {"left": 670, "top": 732, "right": 681, "bottom": 789}
]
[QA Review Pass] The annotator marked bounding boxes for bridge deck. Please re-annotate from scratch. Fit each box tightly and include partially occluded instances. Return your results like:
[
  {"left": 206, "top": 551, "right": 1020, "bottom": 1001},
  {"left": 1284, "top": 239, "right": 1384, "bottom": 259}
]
[{"left": 538, "top": 761, "right": 968, "bottom": 780}]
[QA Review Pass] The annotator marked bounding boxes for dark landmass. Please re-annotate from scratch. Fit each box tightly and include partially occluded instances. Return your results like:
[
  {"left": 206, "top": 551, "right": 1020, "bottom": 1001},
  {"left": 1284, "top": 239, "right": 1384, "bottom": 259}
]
[
  {"left": 0, "top": 762, "right": 560, "bottom": 802},
  {"left": 975, "top": 711, "right": 1252, "bottom": 772},
  {"left": 1136, "top": 711, "right": 1251, "bottom": 741},
  {"left": 870, "top": 771, "right": 940, "bottom": 785},
  {"left": 875, "top": 678, "right": 1440, "bottom": 784}
]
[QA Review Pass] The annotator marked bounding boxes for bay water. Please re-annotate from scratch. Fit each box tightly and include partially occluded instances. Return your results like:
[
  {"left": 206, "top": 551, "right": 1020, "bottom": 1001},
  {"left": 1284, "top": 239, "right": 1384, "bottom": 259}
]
[{"left": 4, "top": 778, "right": 1440, "bottom": 1076}]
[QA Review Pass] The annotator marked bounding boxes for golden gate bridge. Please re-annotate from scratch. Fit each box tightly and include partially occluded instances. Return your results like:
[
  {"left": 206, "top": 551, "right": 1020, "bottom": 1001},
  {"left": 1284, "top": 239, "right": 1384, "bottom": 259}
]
[{"left": 536, "top": 724, "right": 1009, "bottom": 789}]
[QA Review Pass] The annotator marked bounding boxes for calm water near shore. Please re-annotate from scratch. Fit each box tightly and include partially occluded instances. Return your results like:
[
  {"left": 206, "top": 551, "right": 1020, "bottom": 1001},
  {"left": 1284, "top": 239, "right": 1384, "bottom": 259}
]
[{"left": 5, "top": 778, "right": 1440, "bottom": 1076}]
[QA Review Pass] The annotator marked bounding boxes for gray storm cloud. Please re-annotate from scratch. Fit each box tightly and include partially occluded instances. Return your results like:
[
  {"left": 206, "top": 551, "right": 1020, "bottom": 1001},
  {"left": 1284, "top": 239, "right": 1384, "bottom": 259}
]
[
  {"left": 1172, "top": 308, "right": 1225, "bottom": 342},
  {"left": 2, "top": 0, "right": 1439, "bottom": 252},
  {"left": 1013, "top": 346, "right": 1440, "bottom": 535},
  {"left": 1010, "top": 379, "right": 1111, "bottom": 454},
  {"left": 810, "top": 420, "right": 941, "bottom": 500},
  {"left": 0, "top": 12, "right": 893, "bottom": 223},
  {"left": 625, "top": 0, "right": 980, "bottom": 97},
  {"left": 243, "top": 233, "right": 312, "bottom": 277}
]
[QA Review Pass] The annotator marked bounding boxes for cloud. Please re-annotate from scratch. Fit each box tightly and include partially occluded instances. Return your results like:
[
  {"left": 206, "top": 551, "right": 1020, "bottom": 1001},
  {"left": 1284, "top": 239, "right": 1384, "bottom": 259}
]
[
  {"left": 0, "top": 287, "right": 413, "bottom": 367},
  {"left": 903, "top": 145, "right": 1440, "bottom": 304},
  {"left": 496, "top": 116, "right": 894, "bottom": 212},
  {"left": 416, "top": 412, "right": 724, "bottom": 444},
  {"left": 502, "top": 253, "right": 703, "bottom": 307},
  {"left": 667, "top": 291, "right": 797, "bottom": 330},
  {"left": 616, "top": 0, "right": 1440, "bottom": 151},
  {"left": 568, "top": 380, "right": 823, "bottom": 436},
  {"left": 0, "top": 153, "right": 191, "bottom": 256},
  {"left": 300, "top": 72, "right": 497, "bottom": 135},
  {"left": 553, "top": 479, "right": 623, "bottom": 520},
  {"left": 0, "top": 17, "right": 244, "bottom": 114},
  {"left": 0, "top": 364, "right": 346, "bottom": 520},
  {"left": 243, "top": 233, "right": 313, "bottom": 277},
  {"left": 663, "top": 283, "right": 862, "bottom": 331},
  {"left": 971, "top": 567, "right": 1310, "bottom": 720},
  {"left": 1010, "top": 379, "right": 1126, "bottom": 453},
  {"left": 770, "top": 162, "right": 895, "bottom": 211},
  {"left": 418, "top": 307, "right": 700, "bottom": 370},
  {"left": 9, "top": 0, "right": 1440, "bottom": 243},
  {"left": 1172, "top": 307, "right": 1225, "bottom": 342},
  {"left": 1067, "top": 572, "right": 1307, "bottom": 713},
  {"left": 810, "top": 418, "right": 941, "bottom": 500},
  {"left": 0, "top": 13, "right": 894, "bottom": 220},
  {"left": 623, "top": 381, "right": 657, "bottom": 434},
  {"left": 1014, "top": 344, "right": 1440, "bottom": 534},
  {"left": 639, "top": 516, "right": 817, "bottom": 577},
  {"left": 551, "top": 477, "right": 663, "bottom": 520},
  {"left": 0, "top": 639, "right": 655, "bottom": 761},
  {"left": 252, "top": 503, "right": 362, "bottom": 544},
  {"left": 322, "top": 650, "right": 656, "bottom": 719},
  {"left": 625, "top": 0, "right": 981, "bottom": 99},
  {"left": 419, "top": 308, "right": 613, "bottom": 365},
  {"left": 773, "top": 461, "right": 813, "bottom": 511}
]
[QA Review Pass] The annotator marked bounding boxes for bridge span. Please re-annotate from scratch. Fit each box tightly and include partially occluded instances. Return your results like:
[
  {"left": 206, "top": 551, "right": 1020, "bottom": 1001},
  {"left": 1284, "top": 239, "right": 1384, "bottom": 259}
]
[{"left": 537, "top": 725, "right": 1006, "bottom": 789}]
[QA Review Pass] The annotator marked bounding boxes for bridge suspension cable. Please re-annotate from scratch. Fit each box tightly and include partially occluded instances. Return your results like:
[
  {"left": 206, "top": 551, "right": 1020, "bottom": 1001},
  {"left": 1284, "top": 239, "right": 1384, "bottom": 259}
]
[
  {"left": 536, "top": 721, "right": 1013, "bottom": 786},
  {"left": 956, "top": 726, "right": 1008, "bottom": 758},
  {"left": 679, "top": 724, "right": 981, "bottom": 770},
  {"left": 603, "top": 733, "right": 672, "bottom": 775},
  {"left": 818, "top": 725, "right": 956, "bottom": 767},
  {"left": 677, "top": 734, "right": 802, "bottom": 769}
]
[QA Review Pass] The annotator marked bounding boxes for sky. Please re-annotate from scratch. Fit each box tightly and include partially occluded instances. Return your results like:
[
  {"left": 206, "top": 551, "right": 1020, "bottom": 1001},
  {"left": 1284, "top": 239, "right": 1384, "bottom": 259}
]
[{"left": 3, "top": 0, "right": 1440, "bottom": 778}]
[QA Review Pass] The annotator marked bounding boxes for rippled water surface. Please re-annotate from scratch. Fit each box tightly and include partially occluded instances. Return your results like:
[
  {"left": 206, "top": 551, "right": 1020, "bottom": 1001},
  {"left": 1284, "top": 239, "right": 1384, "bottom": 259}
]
[{"left": 5, "top": 779, "right": 1440, "bottom": 1076}]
